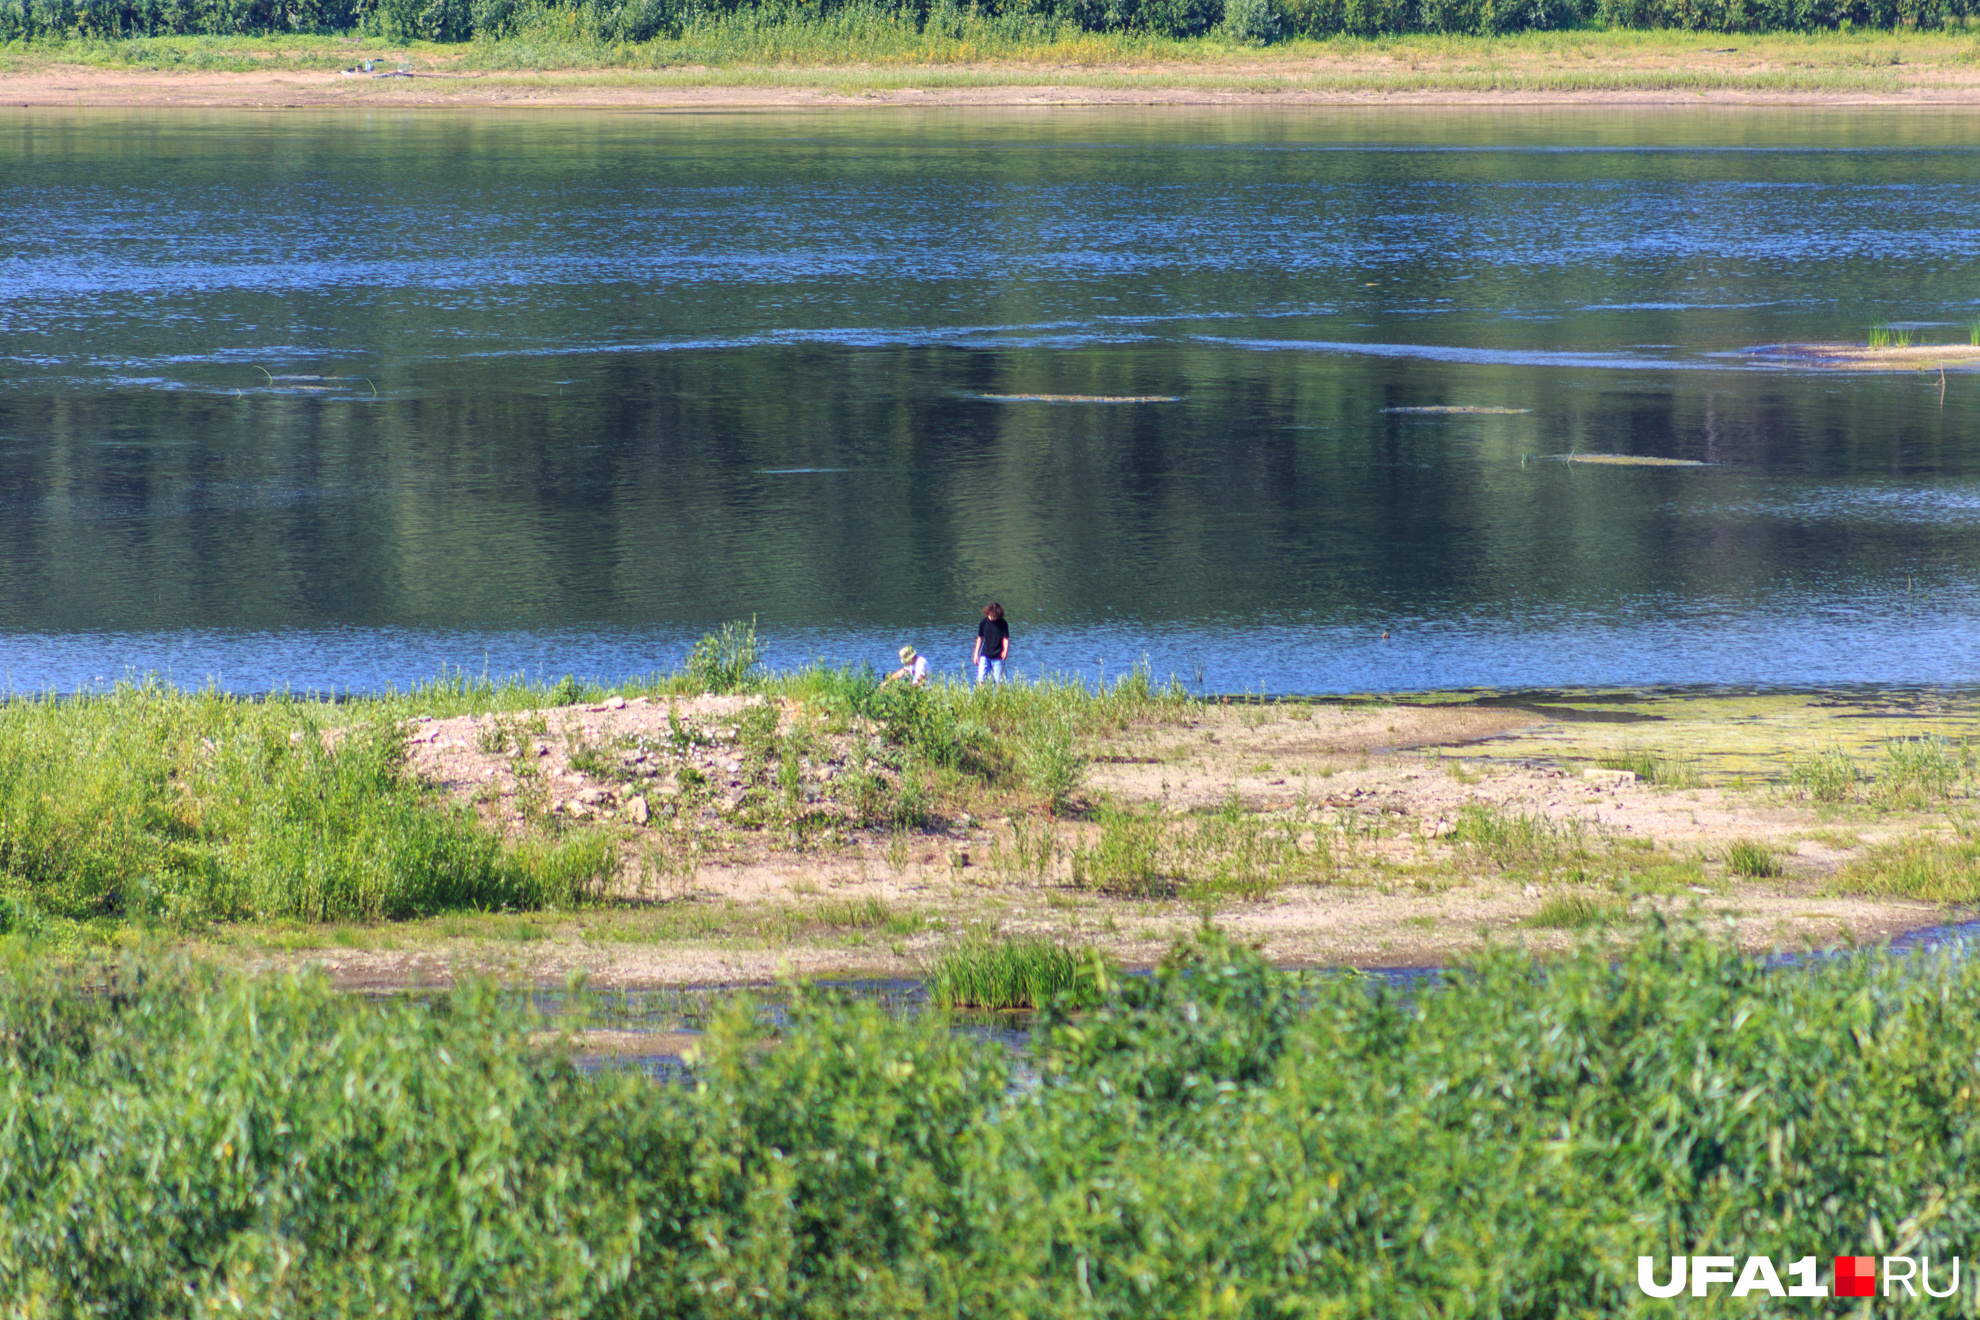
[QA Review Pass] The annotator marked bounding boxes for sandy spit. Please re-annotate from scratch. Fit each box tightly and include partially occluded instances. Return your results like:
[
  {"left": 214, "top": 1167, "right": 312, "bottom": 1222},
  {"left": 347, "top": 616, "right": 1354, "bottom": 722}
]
[{"left": 14, "top": 64, "right": 1980, "bottom": 108}]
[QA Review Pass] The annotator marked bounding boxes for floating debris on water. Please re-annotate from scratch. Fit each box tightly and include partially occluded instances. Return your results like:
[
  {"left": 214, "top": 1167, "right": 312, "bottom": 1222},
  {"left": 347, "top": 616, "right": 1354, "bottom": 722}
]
[
  {"left": 964, "top": 393, "right": 1182, "bottom": 403},
  {"left": 1383, "top": 405, "right": 1531, "bottom": 415},
  {"left": 1745, "top": 342, "right": 1980, "bottom": 371},
  {"left": 1541, "top": 453, "right": 1712, "bottom": 468},
  {"left": 249, "top": 369, "right": 379, "bottom": 398}
]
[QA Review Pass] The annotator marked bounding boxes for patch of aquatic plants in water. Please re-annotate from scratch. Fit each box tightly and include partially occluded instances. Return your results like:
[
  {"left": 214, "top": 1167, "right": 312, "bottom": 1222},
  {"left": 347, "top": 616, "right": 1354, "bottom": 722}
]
[
  {"left": 0, "top": 683, "right": 613, "bottom": 926},
  {"left": 1868, "top": 320, "right": 1918, "bottom": 348},
  {"left": 927, "top": 934, "right": 1100, "bottom": 1009},
  {"left": 14, "top": 924, "right": 1980, "bottom": 1313}
]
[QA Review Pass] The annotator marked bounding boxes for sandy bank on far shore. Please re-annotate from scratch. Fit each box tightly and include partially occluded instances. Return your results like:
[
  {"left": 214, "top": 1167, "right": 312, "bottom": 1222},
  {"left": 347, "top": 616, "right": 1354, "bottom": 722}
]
[{"left": 14, "top": 62, "right": 1980, "bottom": 109}]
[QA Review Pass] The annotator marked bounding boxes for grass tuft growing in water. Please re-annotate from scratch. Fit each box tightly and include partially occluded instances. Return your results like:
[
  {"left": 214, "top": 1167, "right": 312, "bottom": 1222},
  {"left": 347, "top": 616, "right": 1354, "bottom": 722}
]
[
  {"left": 1869, "top": 321, "right": 1917, "bottom": 349},
  {"left": 927, "top": 935, "right": 1097, "bottom": 1009}
]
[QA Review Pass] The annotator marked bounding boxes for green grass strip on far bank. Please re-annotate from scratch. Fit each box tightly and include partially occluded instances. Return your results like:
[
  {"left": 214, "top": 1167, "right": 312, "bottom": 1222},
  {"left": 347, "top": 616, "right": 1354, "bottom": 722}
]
[{"left": 4, "top": 25, "right": 1980, "bottom": 95}]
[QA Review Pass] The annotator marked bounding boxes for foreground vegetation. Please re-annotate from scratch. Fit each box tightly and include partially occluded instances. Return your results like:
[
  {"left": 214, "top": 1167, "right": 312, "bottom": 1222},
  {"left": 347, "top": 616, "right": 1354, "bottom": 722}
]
[{"left": 5, "top": 924, "right": 1979, "bottom": 1313}]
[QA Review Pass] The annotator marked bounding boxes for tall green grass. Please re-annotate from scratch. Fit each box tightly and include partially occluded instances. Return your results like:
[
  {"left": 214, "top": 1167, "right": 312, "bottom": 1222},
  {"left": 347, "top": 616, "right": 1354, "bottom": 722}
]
[
  {"left": 1786, "top": 738, "right": 1971, "bottom": 807},
  {"left": 1521, "top": 891, "right": 1625, "bottom": 928},
  {"left": 1826, "top": 826, "right": 1980, "bottom": 901},
  {"left": 1868, "top": 320, "right": 1917, "bottom": 348},
  {"left": 0, "top": 633, "right": 1193, "bottom": 930},
  {"left": 1595, "top": 743, "right": 1700, "bottom": 787},
  {"left": 1069, "top": 796, "right": 1332, "bottom": 898},
  {"left": 17, "top": 926, "right": 1980, "bottom": 1313},
  {"left": 927, "top": 934, "right": 1097, "bottom": 1008},
  {"left": 0, "top": 682, "right": 611, "bottom": 924}
]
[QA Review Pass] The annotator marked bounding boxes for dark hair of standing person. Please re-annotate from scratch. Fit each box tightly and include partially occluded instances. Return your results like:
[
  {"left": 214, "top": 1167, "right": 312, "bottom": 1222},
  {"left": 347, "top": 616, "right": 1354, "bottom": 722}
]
[{"left": 986, "top": 603, "right": 1004, "bottom": 620}]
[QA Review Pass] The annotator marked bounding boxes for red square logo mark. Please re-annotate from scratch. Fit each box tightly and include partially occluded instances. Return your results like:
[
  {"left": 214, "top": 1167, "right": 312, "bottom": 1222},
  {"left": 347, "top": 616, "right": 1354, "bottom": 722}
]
[{"left": 1836, "top": 1256, "right": 1876, "bottom": 1298}]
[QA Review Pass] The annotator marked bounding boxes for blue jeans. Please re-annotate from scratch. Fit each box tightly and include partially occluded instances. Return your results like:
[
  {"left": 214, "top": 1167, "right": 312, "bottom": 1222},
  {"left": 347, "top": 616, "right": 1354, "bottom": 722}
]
[{"left": 975, "top": 656, "right": 1004, "bottom": 685}]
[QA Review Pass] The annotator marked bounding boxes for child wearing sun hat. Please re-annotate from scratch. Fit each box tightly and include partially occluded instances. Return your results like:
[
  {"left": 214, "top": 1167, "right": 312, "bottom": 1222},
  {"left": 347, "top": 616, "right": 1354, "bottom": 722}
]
[{"left": 884, "top": 644, "right": 930, "bottom": 686}]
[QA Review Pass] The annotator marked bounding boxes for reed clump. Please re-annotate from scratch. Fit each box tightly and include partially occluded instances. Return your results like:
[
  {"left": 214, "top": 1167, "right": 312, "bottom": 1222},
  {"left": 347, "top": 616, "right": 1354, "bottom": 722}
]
[
  {"left": 927, "top": 935, "right": 1098, "bottom": 1008},
  {"left": 1868, "top": 321, "right": 1917, "bottom": 348},
  {"left": 1785, "top": 738, "right": 1971, "bottom": 808}
]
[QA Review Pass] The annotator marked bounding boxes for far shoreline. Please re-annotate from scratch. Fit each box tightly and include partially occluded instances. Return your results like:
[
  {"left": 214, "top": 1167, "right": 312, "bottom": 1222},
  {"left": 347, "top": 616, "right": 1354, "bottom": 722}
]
[
  {"left": 17, "top": 28, "right": 1980, "bottom": 109},
  {"left": 14, "top": 70, "right": 1980, "bottom": 108}
]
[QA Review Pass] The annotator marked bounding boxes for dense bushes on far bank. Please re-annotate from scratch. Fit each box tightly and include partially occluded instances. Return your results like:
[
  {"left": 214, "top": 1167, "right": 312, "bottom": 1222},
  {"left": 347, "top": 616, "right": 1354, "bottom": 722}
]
[
  {"left": 4, "top": 0, "right": 1976, "bottom": 52},
  {"left": 7, "top": 925, "right": 1980, "bottom": 1315}
]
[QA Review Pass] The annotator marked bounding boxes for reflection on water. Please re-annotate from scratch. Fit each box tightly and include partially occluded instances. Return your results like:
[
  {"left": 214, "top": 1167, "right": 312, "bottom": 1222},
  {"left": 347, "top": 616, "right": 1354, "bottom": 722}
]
[{"left": 6, "top": 108, "right": 1980, "bottom": 693}]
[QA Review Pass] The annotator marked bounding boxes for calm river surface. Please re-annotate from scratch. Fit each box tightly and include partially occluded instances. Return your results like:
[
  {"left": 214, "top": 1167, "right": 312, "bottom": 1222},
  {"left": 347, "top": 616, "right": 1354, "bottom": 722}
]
[{"left": 6, "top": 106, "right": 1980, "bottom": 694}]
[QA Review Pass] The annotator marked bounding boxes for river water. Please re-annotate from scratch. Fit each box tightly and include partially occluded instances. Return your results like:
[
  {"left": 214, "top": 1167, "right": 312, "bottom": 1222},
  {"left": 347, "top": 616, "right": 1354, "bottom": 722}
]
[{"left": 7, "top": 106, "right": 1980, "bottom": 695}]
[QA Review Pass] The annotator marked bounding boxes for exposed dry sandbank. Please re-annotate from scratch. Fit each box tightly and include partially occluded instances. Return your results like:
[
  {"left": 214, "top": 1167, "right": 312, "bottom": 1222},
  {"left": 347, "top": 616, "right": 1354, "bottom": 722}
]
[{"left": 15, "top": 63, "right": 1980, "bottom": 108}]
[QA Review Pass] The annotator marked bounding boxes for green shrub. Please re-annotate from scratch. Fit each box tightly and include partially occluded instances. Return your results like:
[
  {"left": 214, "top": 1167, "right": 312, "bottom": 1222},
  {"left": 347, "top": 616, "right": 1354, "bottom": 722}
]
[
  {"left": 1879, "top": 734, "right": 1966, "bottom": 806},
  {"left": 1221, "top": 0, "right": 1281, "bottom": 40},
  {"left": 22, "top": 927, "right": 1980, "bottom": 1313},
  {"left": 1016, "top": 716, "right": 1086, "bottom": 814},
  {"left": 684, "top": 617, "right": 764, "bottom": 694},
  {"left": 1788, "top": 746, "right": 1861, "bottom": 802},
  {"left": 0, "top": 956, "right": 670, "bottom": 1314}
]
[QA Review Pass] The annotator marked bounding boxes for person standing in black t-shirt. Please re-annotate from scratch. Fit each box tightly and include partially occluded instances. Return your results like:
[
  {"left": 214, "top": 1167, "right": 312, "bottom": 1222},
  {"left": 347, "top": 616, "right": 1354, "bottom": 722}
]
[{"left": 973, "top": 603, "right": 1010, "bottom": 686}]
